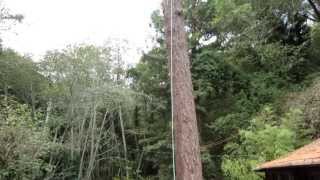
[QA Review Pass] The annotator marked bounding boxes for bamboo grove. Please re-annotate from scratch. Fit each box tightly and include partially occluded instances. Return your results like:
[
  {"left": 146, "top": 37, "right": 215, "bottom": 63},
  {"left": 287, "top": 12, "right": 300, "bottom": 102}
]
[{"left": 1, "top": 0, "right": 320, "bottom": 179}]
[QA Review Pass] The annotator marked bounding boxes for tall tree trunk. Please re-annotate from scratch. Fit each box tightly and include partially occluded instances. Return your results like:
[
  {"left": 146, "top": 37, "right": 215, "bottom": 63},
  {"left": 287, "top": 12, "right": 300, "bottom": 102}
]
[
  {"left": 85, "top": 106, "right": 96, "bottom": 180},
  {"left": 163, "top": 0, "right": 203, "bottom": 180},
  {"left": 70, "top": 103, "right": 75, "bottom": 161},
  {"left": 30, "top": 83, "right": 36, "bottom": 120},
  {"left": 45, "top": 98, "right": 52, "bottom": 124},
  {"left": 4, "top": 83, "right": 8, "bottom": 119},
  {"left": 4, "top": 83, "right": 8, "bottom": 106},
  {"left": 119, "top": 105, "right": 129, "bottom": 179},
  {"left": 45, "top": 82, "right": 53, "bottom": 125}
]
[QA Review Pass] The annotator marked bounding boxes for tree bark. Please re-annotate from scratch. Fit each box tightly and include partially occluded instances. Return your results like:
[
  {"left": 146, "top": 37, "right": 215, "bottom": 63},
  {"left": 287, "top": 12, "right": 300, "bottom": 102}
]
[
  {"left": 45, "top": 98, "right": 52, "bottom": 124},
  {"left": 30, "top": 83, "right": 36, "bottom": 120},
  {"left": 119, "top": 105, "right": 129, "bottom": 180},
  {"left": 4, "top": 83, "right": 8, "bottom": 107},
  {"left": 4, "top": 83, "right": 8, "bottom": 119},
  {"left": 163, "top": 0, "right": 203, "bottom": 179},
  {"left": 308, "top": 0, "right": 320, "bottom": 21}
]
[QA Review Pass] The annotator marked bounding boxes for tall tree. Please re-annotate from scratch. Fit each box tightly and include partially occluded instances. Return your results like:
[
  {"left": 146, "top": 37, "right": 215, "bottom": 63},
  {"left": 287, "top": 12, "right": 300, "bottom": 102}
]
[{"left": 163, "top": 0, "right": 203, "bottom": 179}]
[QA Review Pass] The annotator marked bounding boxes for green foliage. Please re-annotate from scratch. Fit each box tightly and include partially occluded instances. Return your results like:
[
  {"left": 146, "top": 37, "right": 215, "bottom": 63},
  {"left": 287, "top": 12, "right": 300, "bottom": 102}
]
[
  {"left": 192, "top": 48, "right": 245, "bottom": 99},
  {"left": 0, "top": 49, "right": 45, "bottom": 104},
  {"left": 228, "top": 40, "right": 310, "bottom": 83},
  {"left": 0, "top": 97, "right": 53, "bottom": 180},
  {"left": 1, "top": 0, "right": 320, "bottom": 179},
  {"left": 222, "top": 107, "right": 303, "bottom": 180},
  {"left": 128, "top": 0, "right": 319, "bottom": 179},
  {"left": 311, "top": 23, "right": 320, "bottom": 59},
  {"left": 39, "top": 44, "right": 142, "bottom": 179},
  {"left": 213, "top": 0, "right": 252, "bottom": 39},
  {"left": 222, "top": 107, "right": 295, "bottom": 180},
  {"left": 128, "top": 45, "right": 174, "bottom": 179}
]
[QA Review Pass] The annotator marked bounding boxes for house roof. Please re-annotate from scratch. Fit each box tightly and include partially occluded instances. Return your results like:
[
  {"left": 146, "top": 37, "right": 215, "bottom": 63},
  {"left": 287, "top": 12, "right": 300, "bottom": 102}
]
[{"left": 256, "top": 139, "right": 320, "bottom": 171}]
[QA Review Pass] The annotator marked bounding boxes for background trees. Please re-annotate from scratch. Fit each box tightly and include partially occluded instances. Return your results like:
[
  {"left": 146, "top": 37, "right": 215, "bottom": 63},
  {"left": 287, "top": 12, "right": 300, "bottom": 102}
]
[
  {"left": 129, "top": 0, "right": 320, "bottom": 179},
  {"left": 1, "top": 0, "right": 320, "bottom": 179}
]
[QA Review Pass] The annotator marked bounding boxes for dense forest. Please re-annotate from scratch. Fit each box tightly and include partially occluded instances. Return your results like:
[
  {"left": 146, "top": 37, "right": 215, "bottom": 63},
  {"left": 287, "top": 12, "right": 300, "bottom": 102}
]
[{"left": 1, "top": 0, "right": 320, "bottom": 179}]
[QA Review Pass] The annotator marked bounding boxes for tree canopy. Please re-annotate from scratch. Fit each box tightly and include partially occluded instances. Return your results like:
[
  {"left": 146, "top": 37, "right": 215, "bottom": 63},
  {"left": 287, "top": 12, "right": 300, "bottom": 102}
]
[{"left": 1, "top": 0, "right": 320, "bottom": 179}]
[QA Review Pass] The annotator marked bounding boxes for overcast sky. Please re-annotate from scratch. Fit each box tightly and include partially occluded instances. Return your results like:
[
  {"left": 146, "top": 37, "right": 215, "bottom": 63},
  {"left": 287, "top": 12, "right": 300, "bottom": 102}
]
[{"left": 1, "top": 0, "right": 162, "bottom": 64}]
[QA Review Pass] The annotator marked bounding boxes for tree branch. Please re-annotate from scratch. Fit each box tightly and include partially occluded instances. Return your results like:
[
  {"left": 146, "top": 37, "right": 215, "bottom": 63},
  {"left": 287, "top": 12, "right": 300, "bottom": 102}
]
[{"left": 307, "top": 0, "right": 320, "bottom": 21}]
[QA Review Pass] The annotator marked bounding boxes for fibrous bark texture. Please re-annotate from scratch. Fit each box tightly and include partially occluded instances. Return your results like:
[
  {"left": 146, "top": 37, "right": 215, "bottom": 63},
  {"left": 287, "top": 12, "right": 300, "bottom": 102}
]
[{"left": 163, "top": 0, "right": 203, "bottom": 179}]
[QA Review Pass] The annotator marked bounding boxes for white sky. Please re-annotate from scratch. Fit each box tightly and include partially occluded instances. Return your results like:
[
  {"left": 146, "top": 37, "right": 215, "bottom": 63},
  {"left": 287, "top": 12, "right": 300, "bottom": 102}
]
[{"left": 1, "top": 0, "right": 162, "bottom": 64}]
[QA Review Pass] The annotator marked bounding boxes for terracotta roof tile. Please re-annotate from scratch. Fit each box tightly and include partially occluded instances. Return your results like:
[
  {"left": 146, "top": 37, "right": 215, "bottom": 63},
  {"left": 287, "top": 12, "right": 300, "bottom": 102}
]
[{"left": 256, "top": 139, "right": 320, "bottom": 171}]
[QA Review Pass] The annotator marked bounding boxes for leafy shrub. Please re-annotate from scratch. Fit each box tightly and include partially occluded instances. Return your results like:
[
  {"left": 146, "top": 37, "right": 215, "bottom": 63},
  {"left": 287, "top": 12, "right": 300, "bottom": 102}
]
[
  {"left": 0, "top": 97, "right": 54, "bottom": 180},
  {"left": 222, "top": 106, "right": 305, "bottom": 180}
]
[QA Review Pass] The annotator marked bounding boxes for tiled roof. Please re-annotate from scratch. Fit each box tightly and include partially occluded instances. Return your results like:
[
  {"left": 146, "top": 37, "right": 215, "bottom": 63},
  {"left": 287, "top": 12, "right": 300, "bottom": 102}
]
[{"left": 256, "top": 139, "right": 320, "bottom": 171}]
